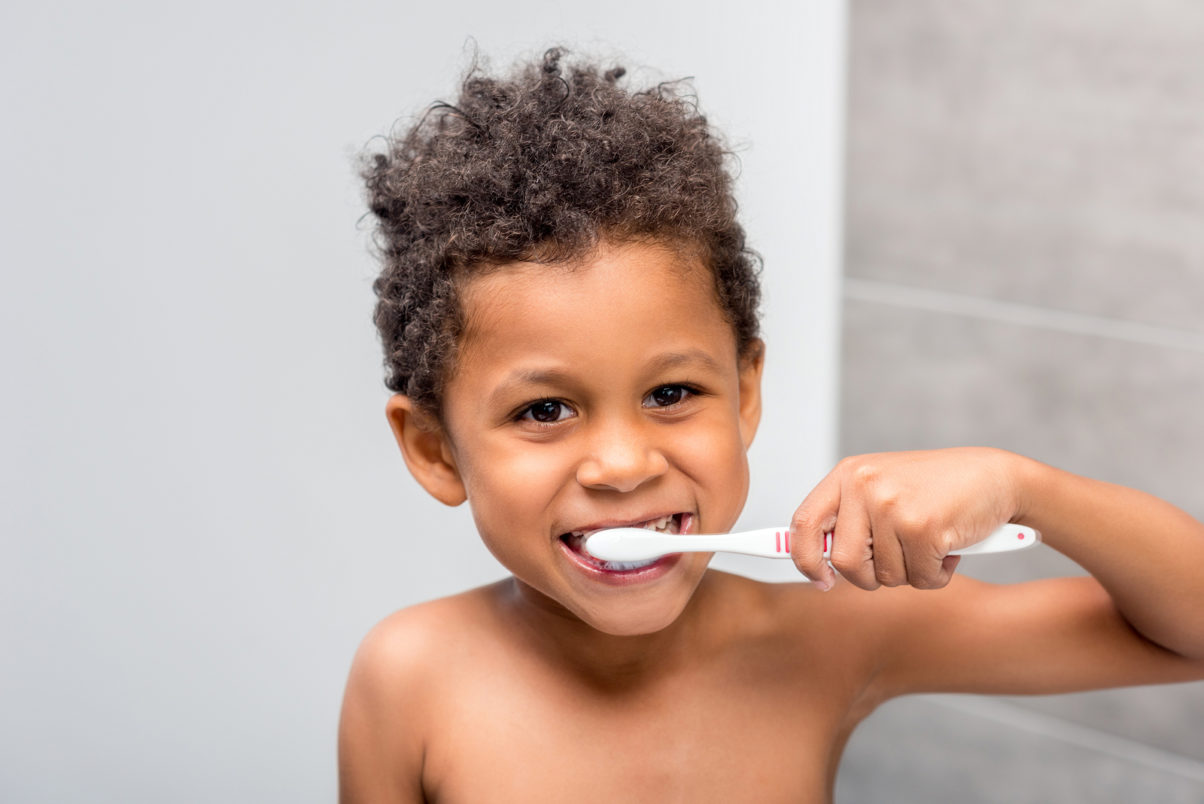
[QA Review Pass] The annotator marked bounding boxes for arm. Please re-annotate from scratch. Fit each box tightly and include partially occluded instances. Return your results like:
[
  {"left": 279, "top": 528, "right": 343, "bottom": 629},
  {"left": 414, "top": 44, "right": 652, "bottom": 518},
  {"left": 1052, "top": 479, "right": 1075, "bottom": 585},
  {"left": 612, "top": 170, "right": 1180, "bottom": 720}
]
[
  {"left": 847, "top": 575, "right": 1204, "bottom": 697},
  {"left": 338, "top": 617, "right": 428, "bottom": 804},
  {"left": 1012, "top": 457, "right": 1204, "bottom": 660},
  {"left": 790, "top": 448, "right": 1204, "bottom": 695}
]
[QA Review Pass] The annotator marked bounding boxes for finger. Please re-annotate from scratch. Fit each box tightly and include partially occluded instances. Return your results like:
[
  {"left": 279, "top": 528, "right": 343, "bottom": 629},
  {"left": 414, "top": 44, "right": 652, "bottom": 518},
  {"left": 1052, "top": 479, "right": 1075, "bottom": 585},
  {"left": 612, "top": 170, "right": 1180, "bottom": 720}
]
[
  {"left": 938, "top": 554, "right": 962, "bottom": 585},
  {"left": 790, "top": 473, "right": 840, "bottom": 591},
  {"left": 868, "top": 515, "right": 908, "bottom": 588},
  {"left": 829, "top": 495, "right": 878, "bottom": 591},
  {"left": 902, "top": 528, "right": 962, "bottom": 590}
]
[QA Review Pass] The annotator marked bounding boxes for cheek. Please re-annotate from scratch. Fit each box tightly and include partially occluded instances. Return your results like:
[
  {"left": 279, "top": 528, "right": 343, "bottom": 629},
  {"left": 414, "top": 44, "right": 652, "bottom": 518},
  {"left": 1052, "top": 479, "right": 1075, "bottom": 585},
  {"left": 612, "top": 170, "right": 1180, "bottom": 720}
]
[
  {"left": 676, "top": 412, "right": 751, "bottom": 512},
  {"left": 460, "top": 440, "right": 572, "bottom": 530}
]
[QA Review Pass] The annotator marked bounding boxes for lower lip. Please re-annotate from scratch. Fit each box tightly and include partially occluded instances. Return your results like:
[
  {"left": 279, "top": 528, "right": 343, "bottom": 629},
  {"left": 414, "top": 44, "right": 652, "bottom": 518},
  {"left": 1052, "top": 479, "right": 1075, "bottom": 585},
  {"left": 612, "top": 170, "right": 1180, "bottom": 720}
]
[{"left": 558, "top": 539, "right": 683, "bottom": 585}]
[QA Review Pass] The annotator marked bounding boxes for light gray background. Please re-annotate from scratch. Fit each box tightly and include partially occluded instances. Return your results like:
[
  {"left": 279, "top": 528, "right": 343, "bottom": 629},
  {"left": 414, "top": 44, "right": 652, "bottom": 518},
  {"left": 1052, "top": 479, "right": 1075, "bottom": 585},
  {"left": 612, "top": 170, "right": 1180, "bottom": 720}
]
[
  {"left": 0, "top": 2, "right": 844, "bottom": 801},
  {"left": 836, "top": 2, "right": 1204, "bottom": 801}
]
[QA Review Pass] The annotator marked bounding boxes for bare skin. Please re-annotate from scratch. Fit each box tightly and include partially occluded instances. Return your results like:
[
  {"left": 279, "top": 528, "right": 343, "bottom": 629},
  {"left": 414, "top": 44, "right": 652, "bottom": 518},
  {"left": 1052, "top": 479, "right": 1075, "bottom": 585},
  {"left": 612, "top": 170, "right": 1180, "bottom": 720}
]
[
  {"left": 341, "top": 573, "right": 873, "bottom": 803},
  {"left": 339, "top": 240, "right": 1204, "bottom": 803},
  {"left": 340, "top": 566, "right": 1204, "bottom": 803}
]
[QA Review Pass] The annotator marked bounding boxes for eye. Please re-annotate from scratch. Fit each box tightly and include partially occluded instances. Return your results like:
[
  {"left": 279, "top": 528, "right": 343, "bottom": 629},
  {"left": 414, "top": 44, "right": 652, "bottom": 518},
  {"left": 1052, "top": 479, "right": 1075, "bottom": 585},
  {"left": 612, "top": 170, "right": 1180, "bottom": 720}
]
[
  {"left": 518, "top": 400, "right": 575, "bottom": 424},
  {"left": 643, "top": 384, "right": 695, "bottom": 409}
]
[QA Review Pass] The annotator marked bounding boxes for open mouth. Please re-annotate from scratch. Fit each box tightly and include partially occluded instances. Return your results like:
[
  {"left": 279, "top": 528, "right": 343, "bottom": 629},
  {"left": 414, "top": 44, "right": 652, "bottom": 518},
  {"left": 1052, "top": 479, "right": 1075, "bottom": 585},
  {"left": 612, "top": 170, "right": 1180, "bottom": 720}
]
[{"left": 560, "top": 513, "right": 686, "bottom": 573}]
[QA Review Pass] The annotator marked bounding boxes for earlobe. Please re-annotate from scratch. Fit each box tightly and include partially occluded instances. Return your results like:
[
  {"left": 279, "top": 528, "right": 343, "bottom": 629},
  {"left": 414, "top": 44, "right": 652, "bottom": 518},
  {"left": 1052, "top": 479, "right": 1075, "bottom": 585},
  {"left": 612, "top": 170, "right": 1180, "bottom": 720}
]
[
  {"left": 737, "top": 340, "right": 765, "bottom": 449},
  {"left": 385, "top": 395, "right": 467, "bottom": 506}
]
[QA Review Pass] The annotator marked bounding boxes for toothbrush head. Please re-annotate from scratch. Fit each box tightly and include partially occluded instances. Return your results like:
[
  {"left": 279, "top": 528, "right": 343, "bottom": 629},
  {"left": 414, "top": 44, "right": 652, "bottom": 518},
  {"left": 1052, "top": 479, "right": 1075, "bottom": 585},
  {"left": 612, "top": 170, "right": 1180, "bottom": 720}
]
[{"left": 582, "top": 528, "right": 666, "bottom": 562}]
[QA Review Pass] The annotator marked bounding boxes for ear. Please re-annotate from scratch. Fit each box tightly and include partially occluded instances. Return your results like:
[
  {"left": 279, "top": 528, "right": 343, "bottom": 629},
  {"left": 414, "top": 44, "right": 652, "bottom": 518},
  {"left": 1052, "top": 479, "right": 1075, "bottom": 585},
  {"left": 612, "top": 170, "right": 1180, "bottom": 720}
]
[
  {"left": 737, "top": 340, "right": 765, "bottom": 449},
  {"left": 385, "top": 395, "right": 467, "bottom": 506}
]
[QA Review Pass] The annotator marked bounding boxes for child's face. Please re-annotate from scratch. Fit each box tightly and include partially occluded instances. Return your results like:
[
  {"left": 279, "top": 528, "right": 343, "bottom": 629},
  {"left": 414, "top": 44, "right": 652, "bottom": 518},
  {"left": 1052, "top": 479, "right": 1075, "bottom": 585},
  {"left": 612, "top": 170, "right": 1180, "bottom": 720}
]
[{"left": 410, "top": 240, "right": 762, "bottom": 635}]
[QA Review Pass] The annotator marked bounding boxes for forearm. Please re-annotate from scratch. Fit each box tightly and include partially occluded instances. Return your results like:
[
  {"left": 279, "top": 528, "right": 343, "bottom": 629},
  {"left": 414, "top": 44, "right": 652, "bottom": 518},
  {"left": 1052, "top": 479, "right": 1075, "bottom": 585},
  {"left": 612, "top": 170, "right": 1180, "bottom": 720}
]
[{"left": 1012, "top": 454, "right": 1204, "bottom": 659}]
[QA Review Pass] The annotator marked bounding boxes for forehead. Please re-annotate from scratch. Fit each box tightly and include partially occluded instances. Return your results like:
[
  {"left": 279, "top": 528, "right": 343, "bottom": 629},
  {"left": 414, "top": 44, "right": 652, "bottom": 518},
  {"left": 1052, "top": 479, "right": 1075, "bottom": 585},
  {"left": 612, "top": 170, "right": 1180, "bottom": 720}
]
[
  {"left": 457, "top": 240, "right": 722, "bottom": 344},
  {"left": 455, "top": 241, "right": 737, "bottom": 371}
]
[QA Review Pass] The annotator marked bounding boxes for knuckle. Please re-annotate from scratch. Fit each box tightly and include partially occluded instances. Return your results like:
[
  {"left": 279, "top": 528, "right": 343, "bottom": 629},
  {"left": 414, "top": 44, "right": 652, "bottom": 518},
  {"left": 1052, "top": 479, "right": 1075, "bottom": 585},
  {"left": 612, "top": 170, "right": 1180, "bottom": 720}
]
[
  {"left": 912, "top": 571, "right": 950, "bottom": 591},
  {"left": 874, "top": 492, "right": 905, "bottom": 521},
  {"left": 828, "top": 544, "right": 860, "bottom": 572},
  {"left": 790, "top": 554, "right": 820, "bottom": 575},
  {"left": 835, "top": 455, "right": 860, "bottom": 473},
  {"left": 875, "top": 566, "right": 904, "bottom": 587},
  {"left": 790, "top": 510, "right": 811, "bottom": 532},
  {"left": 936, "top": 527, "right": 960, "bottom": 555},
  {"left": 830, "top": 546, "right": 878, "bottom": 590},
  {"left": 851, "top": 461, "right": 878, "bottom": 487},
  {"left": 790, "top": 542, "right": 829, "bottom": 575},
  {"left": 849, "top": 573, "right": 881, "bottom": 591},
  {"left": 909, "top": 572, "right": 937, "bottom": 590},
  {"left": 896, "top": 511, "right": 933, "bottom": 536}
]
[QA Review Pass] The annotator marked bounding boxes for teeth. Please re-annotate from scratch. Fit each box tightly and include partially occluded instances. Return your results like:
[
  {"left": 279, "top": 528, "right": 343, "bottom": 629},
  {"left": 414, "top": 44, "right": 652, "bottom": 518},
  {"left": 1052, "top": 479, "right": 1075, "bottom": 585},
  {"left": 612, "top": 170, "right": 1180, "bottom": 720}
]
[
  {"left": 601, "top": 557, "right": 660, "bottom": 571},
  {"left": 569, "top": 514, "right": 679, "bottom": 540},
  {"left": 565, "top": 515, "right": 674, "bottom": 539},
  {"left": 642, "top": 514, "right": 678, "bottom": 534}
]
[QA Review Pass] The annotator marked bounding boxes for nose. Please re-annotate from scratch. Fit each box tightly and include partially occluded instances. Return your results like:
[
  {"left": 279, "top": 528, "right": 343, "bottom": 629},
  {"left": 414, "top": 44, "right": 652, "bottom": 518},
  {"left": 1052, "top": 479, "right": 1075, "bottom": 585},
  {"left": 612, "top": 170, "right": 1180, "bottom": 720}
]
[{"left": 575, "top": 416, "right": 669, "bottom": 493}]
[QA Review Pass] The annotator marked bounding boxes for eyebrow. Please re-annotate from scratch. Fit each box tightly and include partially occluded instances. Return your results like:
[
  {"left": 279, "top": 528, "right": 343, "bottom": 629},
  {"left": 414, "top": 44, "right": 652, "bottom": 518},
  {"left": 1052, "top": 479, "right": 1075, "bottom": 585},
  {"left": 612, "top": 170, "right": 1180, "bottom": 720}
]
[
  {"left": 487, "top": 350, "right": 725, "bottom": 407},
  {"left": 645, "top": 349, "right": 725, "bottom": 375},
  {"left": 485, "top": 368, "right": 575, "bottom": 409}
]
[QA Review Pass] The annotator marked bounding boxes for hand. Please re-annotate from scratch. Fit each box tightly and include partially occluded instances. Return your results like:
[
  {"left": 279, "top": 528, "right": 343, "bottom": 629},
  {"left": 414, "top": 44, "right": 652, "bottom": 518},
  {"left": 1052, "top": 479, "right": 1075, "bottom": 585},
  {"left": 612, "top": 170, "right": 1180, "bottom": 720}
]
[{"left": 790, "top": 448, "right": 1021, "bottom": 591}]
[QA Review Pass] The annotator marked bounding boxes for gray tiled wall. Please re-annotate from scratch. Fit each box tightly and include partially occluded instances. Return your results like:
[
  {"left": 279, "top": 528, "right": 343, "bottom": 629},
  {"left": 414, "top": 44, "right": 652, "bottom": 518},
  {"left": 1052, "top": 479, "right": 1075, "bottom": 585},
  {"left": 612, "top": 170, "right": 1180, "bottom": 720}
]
[{"left": 838, "top": 2, "right": 1204, "bottom": 800}]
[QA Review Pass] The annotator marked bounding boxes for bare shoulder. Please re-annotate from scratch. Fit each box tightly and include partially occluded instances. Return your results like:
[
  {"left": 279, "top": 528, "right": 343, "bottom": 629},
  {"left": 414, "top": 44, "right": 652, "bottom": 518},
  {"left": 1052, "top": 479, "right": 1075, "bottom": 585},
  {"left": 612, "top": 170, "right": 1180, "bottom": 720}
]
[
  {"left": 338, "top": 583, "right": 507, "bottom": 804},
  {"left": 346, "top": 583, "right": 503, "bottom": 699},
  {"left": 354, "top": 583, "right": 503, "bottom": 668}
]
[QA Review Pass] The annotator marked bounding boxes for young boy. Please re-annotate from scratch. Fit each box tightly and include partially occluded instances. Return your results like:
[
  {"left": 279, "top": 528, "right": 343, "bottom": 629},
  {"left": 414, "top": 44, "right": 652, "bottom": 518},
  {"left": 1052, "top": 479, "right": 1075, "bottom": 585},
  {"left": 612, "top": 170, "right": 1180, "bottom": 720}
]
[{"left": 339, "top": 48, "right": 1204, "bottom": 803}]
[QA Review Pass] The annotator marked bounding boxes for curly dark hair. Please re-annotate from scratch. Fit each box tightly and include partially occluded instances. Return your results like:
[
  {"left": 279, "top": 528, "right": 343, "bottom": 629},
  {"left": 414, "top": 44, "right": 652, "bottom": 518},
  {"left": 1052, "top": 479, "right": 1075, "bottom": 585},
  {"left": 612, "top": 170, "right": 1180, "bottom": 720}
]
[{"left": 363, "top": 47, "right": 761, "bottom": 417}]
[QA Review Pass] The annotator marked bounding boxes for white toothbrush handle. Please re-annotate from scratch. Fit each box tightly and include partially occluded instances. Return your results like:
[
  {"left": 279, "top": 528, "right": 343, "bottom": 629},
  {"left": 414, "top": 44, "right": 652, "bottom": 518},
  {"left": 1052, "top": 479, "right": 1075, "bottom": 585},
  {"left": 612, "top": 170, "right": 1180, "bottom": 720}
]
[
  {"left": 951, "top": 524, "right": 1041, "bottom": 555},
  {"left": 697, "top": 527, "right": 800, "bottom": 558},
  {"left": 585, "top": 524, "right": 1040, "bottom": 562},
  {"left": 654, "top": 524, "right": 1039, "bottom": 559}
]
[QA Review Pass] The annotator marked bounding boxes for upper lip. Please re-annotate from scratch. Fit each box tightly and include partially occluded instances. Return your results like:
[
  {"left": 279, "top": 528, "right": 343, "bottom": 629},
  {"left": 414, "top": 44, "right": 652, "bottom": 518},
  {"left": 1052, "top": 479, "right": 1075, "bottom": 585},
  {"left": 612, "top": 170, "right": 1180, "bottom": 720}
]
[{"left": 559, "top": 512, "right": 683, "bottom": 537}]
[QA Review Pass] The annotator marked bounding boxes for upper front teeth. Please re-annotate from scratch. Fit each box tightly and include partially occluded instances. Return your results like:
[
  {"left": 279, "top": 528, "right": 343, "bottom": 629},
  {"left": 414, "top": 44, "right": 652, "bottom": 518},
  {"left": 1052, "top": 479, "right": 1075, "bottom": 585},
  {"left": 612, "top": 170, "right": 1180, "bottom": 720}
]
[{"left": 571, "top": 515, "right": 677, "bottom": 539}]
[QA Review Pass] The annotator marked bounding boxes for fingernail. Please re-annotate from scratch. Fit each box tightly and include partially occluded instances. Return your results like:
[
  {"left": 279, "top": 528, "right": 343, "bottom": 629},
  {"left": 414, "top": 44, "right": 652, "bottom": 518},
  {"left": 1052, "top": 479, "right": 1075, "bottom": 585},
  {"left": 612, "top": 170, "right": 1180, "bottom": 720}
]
[{"left": 815, "top": 577, "right": 832, "bottom": 592}]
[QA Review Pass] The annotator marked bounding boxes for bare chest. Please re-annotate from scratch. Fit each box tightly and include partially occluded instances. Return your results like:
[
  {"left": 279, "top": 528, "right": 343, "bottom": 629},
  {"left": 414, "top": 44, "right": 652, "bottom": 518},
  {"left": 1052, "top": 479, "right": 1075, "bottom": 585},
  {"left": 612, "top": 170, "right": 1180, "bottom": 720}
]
[{"left": 421, "top": 665, "right": 863, "bottom": 804}]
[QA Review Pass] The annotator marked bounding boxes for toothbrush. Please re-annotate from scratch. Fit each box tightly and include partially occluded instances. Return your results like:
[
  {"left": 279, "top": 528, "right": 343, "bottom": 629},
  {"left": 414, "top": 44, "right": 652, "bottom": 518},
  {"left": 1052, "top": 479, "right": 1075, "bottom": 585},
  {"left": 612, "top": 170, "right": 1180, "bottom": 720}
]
[{"left": 584, "top": 523, "right": 1040, "bottom": 562}]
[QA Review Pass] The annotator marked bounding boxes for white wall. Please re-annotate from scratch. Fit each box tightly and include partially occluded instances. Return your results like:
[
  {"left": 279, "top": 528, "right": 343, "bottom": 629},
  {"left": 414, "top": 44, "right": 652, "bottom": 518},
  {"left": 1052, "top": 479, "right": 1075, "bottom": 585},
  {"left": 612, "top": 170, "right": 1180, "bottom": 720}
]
[{"left": 0, "top": 2, "right": 844, "bottom": 800}]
